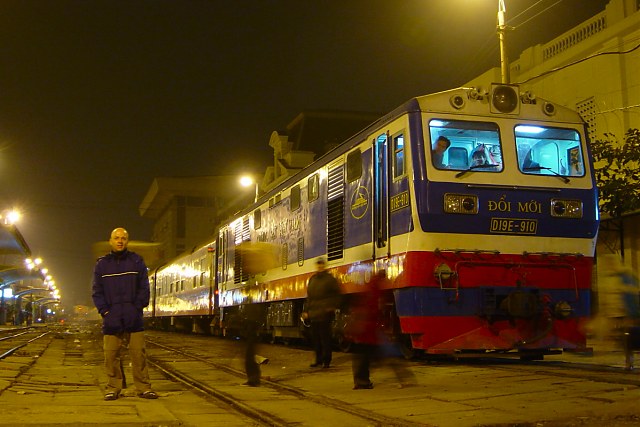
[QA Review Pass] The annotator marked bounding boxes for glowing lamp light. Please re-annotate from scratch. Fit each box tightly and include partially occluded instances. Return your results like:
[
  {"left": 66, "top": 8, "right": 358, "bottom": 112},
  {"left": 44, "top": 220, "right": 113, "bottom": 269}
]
[
  {"left": 239, "top": 175, "right": 259, "bottom": 202},
  {"left": 239, "top": 176, "right": 255, "bottom": 187},
  {"left": 1, "top": 209, "right": 21, "bottom": 225}
]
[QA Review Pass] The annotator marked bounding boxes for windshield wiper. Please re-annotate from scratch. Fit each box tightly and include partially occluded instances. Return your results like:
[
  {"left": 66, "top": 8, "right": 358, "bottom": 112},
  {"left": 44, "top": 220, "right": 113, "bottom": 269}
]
[
  {"left": 455, "top": 163, "right": 496, "bottom": 178},
  {"left": 523, "top": 166, "right": 571, "bottom": 183}
]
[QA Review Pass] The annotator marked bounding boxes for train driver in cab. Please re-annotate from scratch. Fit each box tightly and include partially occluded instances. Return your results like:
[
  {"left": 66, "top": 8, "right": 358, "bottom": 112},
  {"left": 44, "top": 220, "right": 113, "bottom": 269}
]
[
  {"left": 432, "top": 136, "right": 451, "bottom": 169},
  {"left": 470, "top": 144, "right": 500, "bottom": 170}
]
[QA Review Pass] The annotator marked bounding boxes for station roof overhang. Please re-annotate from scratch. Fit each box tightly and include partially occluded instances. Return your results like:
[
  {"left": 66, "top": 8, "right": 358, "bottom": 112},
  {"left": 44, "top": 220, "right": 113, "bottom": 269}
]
[
  {"left": 0, "top": 266, "right": 45, "bottom": 287},
  {"left": 0, "top": 224, "right": 31, "bottom": 257},
  {"left": 0, "top": 225, "right": 38, "bottom": 287}
]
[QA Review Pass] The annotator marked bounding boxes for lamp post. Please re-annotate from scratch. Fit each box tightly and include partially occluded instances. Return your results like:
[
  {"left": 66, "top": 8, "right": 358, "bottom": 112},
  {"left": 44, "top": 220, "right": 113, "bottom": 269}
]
[
  {"left": 239, "top": 175, "right": 259, "bottom": 203},
  {"left": 497, "top": 0, "right": 510, "bottom": 84}
]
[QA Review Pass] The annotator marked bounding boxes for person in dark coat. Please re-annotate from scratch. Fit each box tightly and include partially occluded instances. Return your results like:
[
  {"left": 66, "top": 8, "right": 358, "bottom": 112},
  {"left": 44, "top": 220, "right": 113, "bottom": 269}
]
[
  {"left": 92, "top": 227, "right": 157, "bottom": 401},
  {"left": 242, "top": 299, "right": 264, "bottom": 386},
  {"left": 303, "top": 257, "right": 341, "bottom": 368}
]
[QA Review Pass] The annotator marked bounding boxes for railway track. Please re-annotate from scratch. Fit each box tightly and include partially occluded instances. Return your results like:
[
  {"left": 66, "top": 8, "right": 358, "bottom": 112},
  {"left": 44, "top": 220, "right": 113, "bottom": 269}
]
[
  {"left": 146, "top": 334, "right": 425, "bottom": 426},
  {"left": 145, "top": 330, "right": 640, "bottom": 427},
  {"left": 0, "top": 326, "right": 52, "bottom": 360}
]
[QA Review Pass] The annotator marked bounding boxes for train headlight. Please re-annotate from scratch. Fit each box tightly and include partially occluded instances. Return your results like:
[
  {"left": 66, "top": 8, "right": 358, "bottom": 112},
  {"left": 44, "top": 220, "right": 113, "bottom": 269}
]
[
  {"left": 554, "top": 301, "right": 573, "bottom": 319},
  {"left": 490, "top": 84, "right": 520, "bottom": 114},
  {"left": 550, "top": 199, "right": 583, "bottom": 218},
  {"left": 444, "top": 193, "right": 478, "bottom": 214}
]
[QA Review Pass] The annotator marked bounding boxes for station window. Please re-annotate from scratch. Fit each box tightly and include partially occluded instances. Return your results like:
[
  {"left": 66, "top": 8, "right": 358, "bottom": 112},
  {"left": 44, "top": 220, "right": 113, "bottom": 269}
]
[{"left": 253, "top": 209, "right": 262, "bottom": 229}]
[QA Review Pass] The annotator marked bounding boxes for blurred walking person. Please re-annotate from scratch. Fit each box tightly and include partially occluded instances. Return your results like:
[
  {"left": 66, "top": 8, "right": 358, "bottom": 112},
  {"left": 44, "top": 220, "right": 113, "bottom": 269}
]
[
  {"left": 242, "top": 298, "right": 264, "bottom": 386},
  {"left": 593, "top": 254, "right": 640, "bottom": 369},
  {"left": 238, "top": 242, "right": 274, "bottom": 385},
  {"left": 303, "top": 257, "right": 342, "bottom": 368},
  {"left": 348, "top": 271, "right": 383, "bottom": 389},
  {"left": 347, "top": 270, "right": 416, "bottom": 389}
]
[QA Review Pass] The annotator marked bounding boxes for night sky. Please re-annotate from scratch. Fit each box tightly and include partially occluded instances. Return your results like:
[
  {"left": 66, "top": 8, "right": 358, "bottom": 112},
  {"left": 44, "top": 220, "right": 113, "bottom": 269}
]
[{"left": 0, "top": 0, "right": 609, "bottom": 309}]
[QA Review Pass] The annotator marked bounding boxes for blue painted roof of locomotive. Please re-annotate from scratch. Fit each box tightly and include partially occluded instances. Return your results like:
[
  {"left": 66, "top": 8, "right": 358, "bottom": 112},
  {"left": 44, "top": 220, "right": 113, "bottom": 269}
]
[{"left": 234, "top": 97, "right": 422, "bottom": 216}]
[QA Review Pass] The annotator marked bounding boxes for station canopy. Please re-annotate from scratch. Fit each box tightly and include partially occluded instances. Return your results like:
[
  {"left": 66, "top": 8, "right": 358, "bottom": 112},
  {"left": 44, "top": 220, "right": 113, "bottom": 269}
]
[{"left": 0, "top": 224, "right": 38, "bottom": 287}]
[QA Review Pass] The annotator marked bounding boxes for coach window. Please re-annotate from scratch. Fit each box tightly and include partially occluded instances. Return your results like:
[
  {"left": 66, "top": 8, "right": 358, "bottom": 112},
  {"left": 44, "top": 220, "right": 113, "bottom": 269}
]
[
  {"left": 393, "top": 133, "right": 405, "bottom": 179},
  {"left": 346, "top": 149, "right": 362, "bottom": 182},
  {"left": 290, "top": 185, "right": 301, "bottom": 211},
  {"left": 253, "top": 209, "right": 262, "bottom": 229},
  {"left": 308, "top": 174, "right": 319, "bottom": 202}
]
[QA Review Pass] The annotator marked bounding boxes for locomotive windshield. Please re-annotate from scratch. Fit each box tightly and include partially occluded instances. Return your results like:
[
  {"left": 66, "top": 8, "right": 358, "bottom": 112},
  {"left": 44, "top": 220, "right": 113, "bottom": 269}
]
[
  {"left": 515, "top": 125, "right": 584, "bottom": 177},
  {"left": 429, "top": 119, "right": 503, "bottom": 172},
  {"left": 428, "top": 119, "right": 585, "bottom": 179}
]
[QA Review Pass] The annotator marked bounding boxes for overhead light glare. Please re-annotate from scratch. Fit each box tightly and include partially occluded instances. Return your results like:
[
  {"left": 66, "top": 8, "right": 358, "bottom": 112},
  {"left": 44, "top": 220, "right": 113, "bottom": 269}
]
[{"left": 516, "top": 125, "right": 545, "bottom": 134}]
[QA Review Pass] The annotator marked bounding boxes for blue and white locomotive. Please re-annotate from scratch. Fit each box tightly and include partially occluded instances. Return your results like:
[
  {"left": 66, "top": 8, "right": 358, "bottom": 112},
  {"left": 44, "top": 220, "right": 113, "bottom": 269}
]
[{"left": 147, "top": 83, "right": 599, "bottom": 358}]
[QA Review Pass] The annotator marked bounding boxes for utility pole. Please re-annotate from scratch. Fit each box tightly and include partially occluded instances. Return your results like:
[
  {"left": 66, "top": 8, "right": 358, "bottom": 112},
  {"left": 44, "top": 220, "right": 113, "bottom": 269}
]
[{"left": 497, "top": 0, "right": 510, "bottom": 84}]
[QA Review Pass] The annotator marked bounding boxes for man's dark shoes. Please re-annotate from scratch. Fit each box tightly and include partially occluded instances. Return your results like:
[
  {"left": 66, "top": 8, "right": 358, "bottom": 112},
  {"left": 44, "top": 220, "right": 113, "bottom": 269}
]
[
  {"left": 309, "top": 362, "right": 321, "bottom": 367},
  {"left": 322, "top": 364, "right": 330, "bottom": 369},
  {"left": 353, "top": 382, "right": 374, "bottom": 390},
  {"left": 104, "top": 392, "right": 118, "bottom": 401},
  {"left": 242, "top": 381, "right": 260, "bottom": 387},
  {"left": 139, "top": 390, "right": 158, "bottom": 399}
]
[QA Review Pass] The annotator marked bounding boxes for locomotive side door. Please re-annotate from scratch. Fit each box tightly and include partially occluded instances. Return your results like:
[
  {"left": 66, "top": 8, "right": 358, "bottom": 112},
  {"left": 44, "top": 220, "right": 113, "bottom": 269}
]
[
  {"left": 373, "top": 132, "right": 390, "bottom": 260},
  {"left": 372, "top": 123, "right": 410, "bottom": 262}
]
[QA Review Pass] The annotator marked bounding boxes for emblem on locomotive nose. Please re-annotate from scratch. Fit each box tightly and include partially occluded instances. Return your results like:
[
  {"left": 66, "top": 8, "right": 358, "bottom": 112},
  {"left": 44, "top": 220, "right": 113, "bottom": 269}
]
[{"left": 350, "top": 185, "right": 369, "bottom": 219}]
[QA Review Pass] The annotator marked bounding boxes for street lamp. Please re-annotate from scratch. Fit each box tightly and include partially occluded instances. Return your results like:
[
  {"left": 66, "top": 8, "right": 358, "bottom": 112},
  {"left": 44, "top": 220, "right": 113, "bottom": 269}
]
[
  {"left": 1, "top": 209, "right": 21, "bottom": 225},
  {"left": 25, "top": 257, "right": 43, "bottom": 271},
  {"left": 239, "top": 175, "right": 259, "bottom": 203}
]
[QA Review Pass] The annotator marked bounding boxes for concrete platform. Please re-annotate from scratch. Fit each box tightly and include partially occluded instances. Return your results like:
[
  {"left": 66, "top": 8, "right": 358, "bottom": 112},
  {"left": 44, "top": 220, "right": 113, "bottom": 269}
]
[{"left": 0, "top": 326, "right": 637, "bottom": 426}]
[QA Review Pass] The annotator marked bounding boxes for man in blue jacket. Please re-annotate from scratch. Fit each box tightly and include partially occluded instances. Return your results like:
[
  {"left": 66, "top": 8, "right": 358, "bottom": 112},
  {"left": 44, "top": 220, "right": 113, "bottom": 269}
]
[{"left": 92, "top": 227, "right": 157, "bottom": 401}]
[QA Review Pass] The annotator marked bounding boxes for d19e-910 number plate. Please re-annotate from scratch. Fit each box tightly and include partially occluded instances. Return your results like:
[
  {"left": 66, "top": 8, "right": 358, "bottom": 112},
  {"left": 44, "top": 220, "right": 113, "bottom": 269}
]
[{"left": 490, "top": 217, "right": 538, "bottom": 235}]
